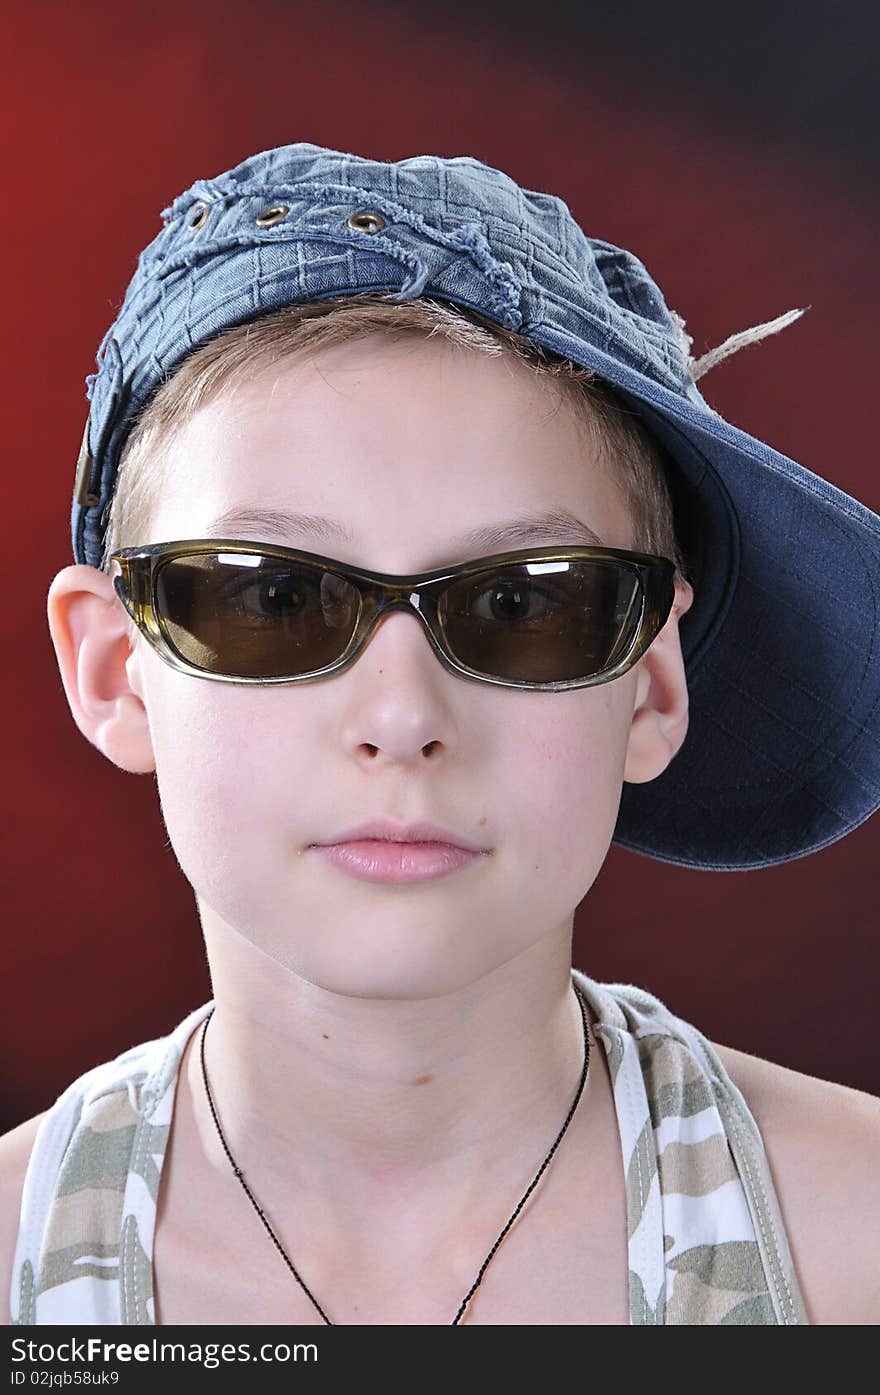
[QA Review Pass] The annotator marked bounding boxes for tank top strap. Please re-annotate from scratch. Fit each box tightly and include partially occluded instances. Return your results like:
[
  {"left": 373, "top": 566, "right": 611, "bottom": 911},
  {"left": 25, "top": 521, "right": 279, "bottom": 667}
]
[
  {"left": 10, "top": 1003, "right": 213, "bottom": 1325},
  {"left": 572, "top": 968, "right": 809, "bottom": 1325}
]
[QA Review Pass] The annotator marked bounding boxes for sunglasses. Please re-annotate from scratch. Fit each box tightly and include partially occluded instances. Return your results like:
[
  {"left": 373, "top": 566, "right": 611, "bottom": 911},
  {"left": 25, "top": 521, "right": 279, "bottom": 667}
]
[{"left": 108, "top": 539, "right": 677, "bottom": 692}]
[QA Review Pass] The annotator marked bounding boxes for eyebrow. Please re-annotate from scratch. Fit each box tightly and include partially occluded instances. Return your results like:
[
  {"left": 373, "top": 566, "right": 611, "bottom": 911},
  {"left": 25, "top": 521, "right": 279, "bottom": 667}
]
[{"left": 201, "top": 504, "right": 606, "bottom": 555}]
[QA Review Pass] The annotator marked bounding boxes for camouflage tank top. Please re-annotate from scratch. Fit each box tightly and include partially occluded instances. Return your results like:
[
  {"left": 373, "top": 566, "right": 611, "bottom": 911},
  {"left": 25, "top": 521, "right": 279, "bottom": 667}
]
[{"left": 9, "top": 968, "right": 809, "bottom": 1324}]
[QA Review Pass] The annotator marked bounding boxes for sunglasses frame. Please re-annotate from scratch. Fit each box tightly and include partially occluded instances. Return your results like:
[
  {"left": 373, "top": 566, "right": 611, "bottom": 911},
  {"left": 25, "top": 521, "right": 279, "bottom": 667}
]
[{"left": 108, "top": 539, "right": 677, "bottom": 692}]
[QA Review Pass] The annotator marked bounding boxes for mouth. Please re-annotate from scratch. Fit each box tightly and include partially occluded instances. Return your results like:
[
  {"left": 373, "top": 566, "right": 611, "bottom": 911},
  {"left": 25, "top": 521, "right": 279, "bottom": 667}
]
[
  {"left": 308, "top": 837, "right": 487, "bottom": 884},
  {"left": 311, "top": 818, "right": 489, "bottom": 855}
]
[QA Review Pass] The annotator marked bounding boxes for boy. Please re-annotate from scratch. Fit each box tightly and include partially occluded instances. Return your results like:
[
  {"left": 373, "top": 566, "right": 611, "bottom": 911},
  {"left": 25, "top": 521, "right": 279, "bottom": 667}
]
[{"left": 3, "top": 142, "right": 879, "bottom": 1326}]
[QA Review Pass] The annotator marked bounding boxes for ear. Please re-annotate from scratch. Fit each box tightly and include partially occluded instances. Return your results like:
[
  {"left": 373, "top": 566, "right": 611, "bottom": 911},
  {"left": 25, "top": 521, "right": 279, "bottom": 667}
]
[
  {"left": 46, "top": 564, "right": 156, "bottom": 774},
  {"left": 623, "top": 577, "right": 695, "bottom": 785}
]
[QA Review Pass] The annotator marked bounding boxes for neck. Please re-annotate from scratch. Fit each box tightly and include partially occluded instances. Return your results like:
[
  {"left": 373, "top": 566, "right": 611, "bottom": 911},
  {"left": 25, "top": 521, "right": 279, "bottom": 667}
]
[{"left": 183, "top": 921, "right": 596, "bottom": 1239}]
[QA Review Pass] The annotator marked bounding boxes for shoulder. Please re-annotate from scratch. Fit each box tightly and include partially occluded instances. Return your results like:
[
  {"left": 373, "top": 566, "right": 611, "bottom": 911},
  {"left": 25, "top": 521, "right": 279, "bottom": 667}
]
[
  {"left": 709, "top": 1040, "right": 880, "bottom": 1325},
  {"left": 0, "top": 1111, "right": 50, "bottom": 1325}
]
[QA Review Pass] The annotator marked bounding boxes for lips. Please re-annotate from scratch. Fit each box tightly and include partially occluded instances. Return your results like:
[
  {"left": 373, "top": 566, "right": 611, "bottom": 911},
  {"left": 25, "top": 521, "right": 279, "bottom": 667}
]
[
  {"left": 310, "top": 817, "right": 488, "bottom": 854},
  {"left": 310, "top": 840, "right": 482, "bottom": 883}
]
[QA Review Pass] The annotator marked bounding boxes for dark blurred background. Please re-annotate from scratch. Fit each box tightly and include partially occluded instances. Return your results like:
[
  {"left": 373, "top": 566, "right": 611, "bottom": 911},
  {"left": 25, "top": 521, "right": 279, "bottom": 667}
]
[{"left": 3, "top": 0, "right": 878, "bottom": 1129}]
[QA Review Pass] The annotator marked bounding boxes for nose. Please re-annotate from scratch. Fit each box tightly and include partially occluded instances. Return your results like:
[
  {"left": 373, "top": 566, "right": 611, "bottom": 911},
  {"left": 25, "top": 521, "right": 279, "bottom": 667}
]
[{"left": 358, "top": 598, "right": 436, "bottom": 664}]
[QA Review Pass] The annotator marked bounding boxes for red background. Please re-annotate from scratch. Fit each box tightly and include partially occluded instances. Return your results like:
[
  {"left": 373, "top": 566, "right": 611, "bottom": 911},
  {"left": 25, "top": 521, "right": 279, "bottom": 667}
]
[{"left": 3, "top": 0, "right": 878, "bottom": 1129}]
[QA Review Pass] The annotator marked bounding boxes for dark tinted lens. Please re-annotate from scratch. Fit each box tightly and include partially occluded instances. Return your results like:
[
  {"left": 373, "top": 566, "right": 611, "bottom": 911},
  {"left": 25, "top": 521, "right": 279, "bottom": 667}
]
[
  {"left": 155, "top": 552, "right": 360, "bottom": 678},
  {"left": 438, "top": 558, "right": 642, "bottom": 682}
]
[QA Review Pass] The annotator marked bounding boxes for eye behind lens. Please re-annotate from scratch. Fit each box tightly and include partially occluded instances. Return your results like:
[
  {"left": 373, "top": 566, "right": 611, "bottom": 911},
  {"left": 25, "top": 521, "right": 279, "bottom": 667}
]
[
  {"left": 154, "top": 551, "right": 361, "bottom": 679},
  {"left": 438, "top": 558, "right": 643, "bottom": 683}
]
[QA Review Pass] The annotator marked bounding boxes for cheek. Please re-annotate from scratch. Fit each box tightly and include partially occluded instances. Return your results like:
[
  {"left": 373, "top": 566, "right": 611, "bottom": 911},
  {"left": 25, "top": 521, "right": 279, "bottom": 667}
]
[
  {"left": 497, "top": 689, "right": 632, "bottom": 880},
  {"left": 144, "top": 678, "right": 315, "bottom": 898}
]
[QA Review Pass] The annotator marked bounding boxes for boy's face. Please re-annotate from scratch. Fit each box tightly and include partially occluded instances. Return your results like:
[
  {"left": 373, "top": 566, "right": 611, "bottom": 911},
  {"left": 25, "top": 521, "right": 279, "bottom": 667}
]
[{"left": 56, "top": 333, "right": 692, "bottom": 999}]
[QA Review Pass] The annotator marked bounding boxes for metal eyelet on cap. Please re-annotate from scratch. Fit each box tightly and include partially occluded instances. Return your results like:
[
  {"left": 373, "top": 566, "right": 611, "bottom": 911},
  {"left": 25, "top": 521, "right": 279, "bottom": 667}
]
[
  {"left": 347, "top": 210, "right": 385, "bottom": 234},
  {"left": 255, "top": 204, "right": 289, "bottom": 227},
  {"left": 187, "top": 201, "right": 211, "bottom": 232}
]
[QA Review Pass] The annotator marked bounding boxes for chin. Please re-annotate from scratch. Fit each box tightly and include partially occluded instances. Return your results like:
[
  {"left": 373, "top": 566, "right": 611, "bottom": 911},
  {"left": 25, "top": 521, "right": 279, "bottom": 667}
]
[{"left": 285, "top": 938, "right": 498, "bottom": 1003}]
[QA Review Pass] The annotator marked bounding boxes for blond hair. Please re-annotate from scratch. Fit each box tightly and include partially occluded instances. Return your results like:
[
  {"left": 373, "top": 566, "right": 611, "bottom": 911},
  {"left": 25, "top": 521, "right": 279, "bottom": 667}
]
[{"left": 101, "top": 293, "right": 692, "bottom": 595}]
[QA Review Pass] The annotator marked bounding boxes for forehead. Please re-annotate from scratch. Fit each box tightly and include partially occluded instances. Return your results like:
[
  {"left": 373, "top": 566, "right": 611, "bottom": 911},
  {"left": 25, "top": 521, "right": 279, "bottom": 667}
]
[{"left": 150, "top": 334, "right": 634, "bottom": 564}]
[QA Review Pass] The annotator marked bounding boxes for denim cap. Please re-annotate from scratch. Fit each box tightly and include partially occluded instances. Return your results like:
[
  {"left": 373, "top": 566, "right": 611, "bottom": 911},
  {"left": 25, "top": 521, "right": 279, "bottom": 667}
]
[{"left": 72, "top": 141, "right": 880, "bottom": 871}]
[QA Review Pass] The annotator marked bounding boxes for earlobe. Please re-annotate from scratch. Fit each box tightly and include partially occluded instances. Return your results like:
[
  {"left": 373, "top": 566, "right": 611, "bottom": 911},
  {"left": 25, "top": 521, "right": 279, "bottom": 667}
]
[
  {"left": 46, "top": 565, "right": 156, "bottom": 774},
  {"left": 623, "top": 579, "right": 694, "bottom": 786}
]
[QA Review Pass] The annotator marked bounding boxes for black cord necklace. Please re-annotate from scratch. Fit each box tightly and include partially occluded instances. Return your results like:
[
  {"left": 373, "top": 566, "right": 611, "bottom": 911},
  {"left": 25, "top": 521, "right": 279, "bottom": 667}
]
[{"left": 198, "top": 983, "right": 591, "bottom": 1325}]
